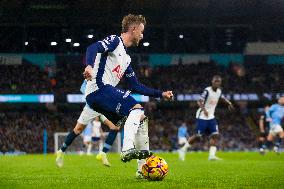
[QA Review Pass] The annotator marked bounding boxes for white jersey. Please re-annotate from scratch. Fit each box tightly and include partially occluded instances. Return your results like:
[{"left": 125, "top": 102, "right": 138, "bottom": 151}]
[
  {"left": 92, "top": 120, "right": 102, "bottom": 138},
  {"left": 196, "top": 86, "right": 222, "bottom": 120},
  {"left": 85, "top": 35, "right": 131, "bottom": 96}
]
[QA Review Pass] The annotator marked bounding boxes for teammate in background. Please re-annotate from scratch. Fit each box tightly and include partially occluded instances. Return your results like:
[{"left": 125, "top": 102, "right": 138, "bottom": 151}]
[
  {"left": 82, "top": 121, "right": 94, "bottom": 155},
  {"left": 92, "top": 117, "right": 104, "bottom": 153},
  {"left": 177, "top": 122, "right": 190, "bottom": 161},
  {"left": 258, "top": 105, "right": 270, "bottom": 154},
  {"left": 83, "top": 14, "right": 173, "bottom": 165},
  {"left": 265, "top": 97, "right": 284, "bottom": 154},
  {"left": 187, "top": 75, "right": 234, "bottom": 160},
  {"left": 56, "top": 80, "right": 120, "bottom": 168}
]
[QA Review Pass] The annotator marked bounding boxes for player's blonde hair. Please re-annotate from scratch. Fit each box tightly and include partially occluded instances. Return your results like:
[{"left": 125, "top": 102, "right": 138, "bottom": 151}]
[{"left": 121, "top": 14, "right": 146, "bottom": 33}]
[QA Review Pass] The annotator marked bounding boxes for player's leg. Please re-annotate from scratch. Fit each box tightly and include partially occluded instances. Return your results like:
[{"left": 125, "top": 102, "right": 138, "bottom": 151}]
[
  {"left": 273, "top": 126, "right": 284, "bottom": 154},
  {"left": 208, "top": 134, "right": 221, "bottom": 160},
  {"left": 178, "top": 137, "right": 190, "bottom": 161},
  {"left": 98, "top": 137, "right": 103, "bottom": 153},
  {"left": 96, "top": 131, "right": 117, "bottom": 166},
  {"left": 96, "top": 117, "right": 126, "bottom": 166},
  {"left": 188, "top": 119, "right": 204, "bottom": 145},
  {"left": 121, "top": 104, "right": 146, "bottom": 158},
  {"left": 208, "top": 119, "right": 221, "bottom": 160},
  {"left": 56, "top": 105, "right": 94, "bottom": 167},
  {"left": 86, "top": 86, "right": 152, "bottom": 162},
  {"left": 85, "top": 140, "right": 93, "bottom": 156},
  {"left": 134, "top": 117, "right": 149, "bottom": 178},
  {"left": 187, "top": 118, "right": 205, "bottom": 148},
  {"left": 182, "top": 119, "right": 204, "bottom": 160},
  {"left": 258, "top": 132, "right": 267, "bottom": 155},
  {"left": 266, "top": 125, "right": 279, "bottom": 152},
  {"left": 266, "top": 133, "right": 274, "bottom": 152},
  {"left": 56, "top": 121, "right": 86, "bottom": 167},
  {"left": 278, "top": 130, "right": 284, "bottom": 153}
]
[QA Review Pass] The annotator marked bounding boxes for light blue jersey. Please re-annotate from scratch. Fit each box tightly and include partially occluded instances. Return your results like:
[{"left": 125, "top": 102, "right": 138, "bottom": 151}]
[
  {"left": 80, "top": 80, "right": 87, "bottom": 95},
  {"left": 80, "top": 80, "right": 90, "bottom": 108},
  {"left": 178, "top": 126, "right": 188, "bottom": 138},
  {"left": 266, "top": 104, "right": 284, "bottom": 126},
  {"left": 82, "top": 122, "right": 93, "bottom": 136}
]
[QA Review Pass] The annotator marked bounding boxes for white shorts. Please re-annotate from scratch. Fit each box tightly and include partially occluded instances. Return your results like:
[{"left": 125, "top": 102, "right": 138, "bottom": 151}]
[
  {"left": 269, "top": 124, "right": 283, "bottom": 136},
  {"left": 92, "top": 127, "right": 101, "bottom": 138},
  {"left": 178, "top": 137, "right": 188, "bottom": 145},
  {"left": 83, "top": 136, "right": 92, "bottom": 143},
  {"left": 77, "top": 105, "right": 103, "bottom": 125}
]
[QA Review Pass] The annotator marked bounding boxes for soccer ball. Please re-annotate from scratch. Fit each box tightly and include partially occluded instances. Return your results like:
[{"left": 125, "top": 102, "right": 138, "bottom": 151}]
[{"left": 141, "top": 155, "right": 168, "bottom": 181}]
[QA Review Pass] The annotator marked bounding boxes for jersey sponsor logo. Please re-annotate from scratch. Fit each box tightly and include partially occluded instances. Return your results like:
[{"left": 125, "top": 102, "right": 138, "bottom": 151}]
[
  {"left": 125, "top": 72, "right": 135, "bottom": 78},
  {"left": 112, "top": 65, "right": 124, "bottom": 79}
]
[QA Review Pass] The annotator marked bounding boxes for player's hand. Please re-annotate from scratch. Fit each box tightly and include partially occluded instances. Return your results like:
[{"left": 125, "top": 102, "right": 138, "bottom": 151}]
[
  {"left": 83, "top": 65, "right": 93, "bottom": 81},
  {"left": 162, "top": 91, "right": 174, "bottom": 101}
]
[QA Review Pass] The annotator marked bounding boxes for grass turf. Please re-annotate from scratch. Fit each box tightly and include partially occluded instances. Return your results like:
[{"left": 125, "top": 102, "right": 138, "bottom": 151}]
[{"left": 0, "top": 152, "right": 284, "bottom": 189}]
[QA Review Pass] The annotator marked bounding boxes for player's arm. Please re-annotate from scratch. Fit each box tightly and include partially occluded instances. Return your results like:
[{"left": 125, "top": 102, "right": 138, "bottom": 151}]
[
  {"left": 198, "top": 90, "right": 209, "bottom": 117},
  {"left": 220, "top": 95, "right": 234, "bottom": 111},
  {"left": 124, "top": 65, "right": 173, "bottom": 100},
  {"left": 83, "top": 35, "right": 120, "bottom": 80},
  {"left": 99, "top": 115, "right": 119, "bottom": 131},
  {"left": 265, "top": 105, "right": 275, "bottom": 123}
]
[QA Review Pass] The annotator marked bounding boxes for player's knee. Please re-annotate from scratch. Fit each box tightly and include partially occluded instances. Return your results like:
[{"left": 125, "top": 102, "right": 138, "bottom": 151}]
[
  {"left": 74, "top": 122, "right": 86, "bottom": 134},
  {"left": 132, "top": 104, "right": 143, "bottom": 110},
  {"left": 130, "top": 104, "right": 145, "bottom": 121},
  {"left": 190, "top": 135, "right": 201, "bottom": 143}
]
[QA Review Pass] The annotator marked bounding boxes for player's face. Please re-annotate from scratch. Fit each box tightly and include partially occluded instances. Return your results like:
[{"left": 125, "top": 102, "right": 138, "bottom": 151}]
[
  {"left": 132, "top": 23, "right": 144, "bottom": 46},
  {"left": 212, "top": 78, "right": 222, "bottom": 88},
  {"left": 278, "top": 97, "right": 284, "bottom": 105}
]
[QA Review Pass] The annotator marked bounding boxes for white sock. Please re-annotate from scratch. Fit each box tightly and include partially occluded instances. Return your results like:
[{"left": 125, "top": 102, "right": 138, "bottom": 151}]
[
  {"left": 181, "top": 142, "right": 190, "bottom": 151},
  {"left": 122, "top": 109, "right": 144, "bottom": 151},
  {"left": 87, "top": 143, "right": 92, "bottom": 155},
  {"left": 137, "top": 159, "right": 146, "bottom": 172},
  {"left": 209, "top": 146, "right": 217, "bottom": 158},
  {"left": 98, "top": 140, "right": 103, "bottom": 152},
  {"left": 178, "top": 149, "right": 184, "bottom": 160}
]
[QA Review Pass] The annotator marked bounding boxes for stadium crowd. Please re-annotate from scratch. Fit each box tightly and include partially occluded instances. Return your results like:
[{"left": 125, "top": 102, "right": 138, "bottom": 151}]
[
  {"left": 0, "top": 107, "right": 257, "bottom": 154},
  {"left": 1, "top": 61, "right": 284, "bottom": 94},
  {"left": 0, "top": 63, "right": 53, "bottom": 94}
]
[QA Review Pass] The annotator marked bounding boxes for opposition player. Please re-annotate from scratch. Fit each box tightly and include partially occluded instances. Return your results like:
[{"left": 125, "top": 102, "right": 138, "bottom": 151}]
[
  {"left": 177, "top": 122, "right": 190, "bottom": 161},
  {"left": 258, "top": 105, "right": 270, "bottom": 154},
  {"left": 56, "top": 81, "right": 120, "bottom": 167},
  {"left": 187, "top": 75, "right": 234, "bottom": 160},
  {"left": 265, "top": 97, "right": 284, "bottom": 153},
  {"left": 83, "top": 14, "right": 173, "bottom": 163},
  {"left": 91, "top": 117, "right": 104, "bottom": 153},
  {"left": 82, "top": 121, "right": 94, "bottom": 155}
]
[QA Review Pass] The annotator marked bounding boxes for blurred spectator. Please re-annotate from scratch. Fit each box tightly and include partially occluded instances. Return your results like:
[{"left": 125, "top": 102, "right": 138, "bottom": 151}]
[{"left": 0, "top": 107, "right": 257, "bottom": 153}]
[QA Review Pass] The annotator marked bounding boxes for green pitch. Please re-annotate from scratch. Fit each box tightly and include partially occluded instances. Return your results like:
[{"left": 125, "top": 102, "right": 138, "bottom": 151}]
[{"left": 0, "top": 152, "right": 284, "bottom": 189}]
